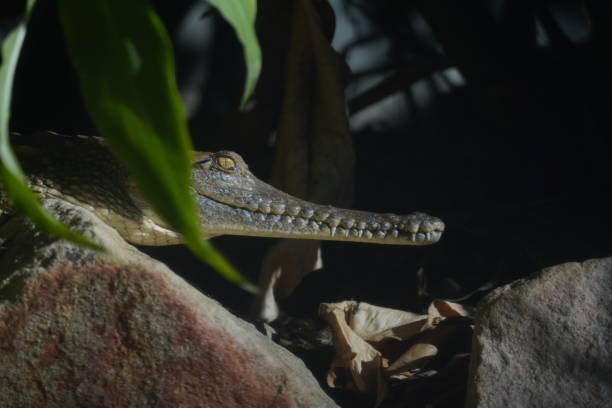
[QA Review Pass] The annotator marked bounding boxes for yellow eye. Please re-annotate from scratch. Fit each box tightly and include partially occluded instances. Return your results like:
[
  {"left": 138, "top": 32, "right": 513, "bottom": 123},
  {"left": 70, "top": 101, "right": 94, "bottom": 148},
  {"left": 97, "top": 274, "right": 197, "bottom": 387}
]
[{"left": 216, "top": 155, "right": 236, "bottom": 170}]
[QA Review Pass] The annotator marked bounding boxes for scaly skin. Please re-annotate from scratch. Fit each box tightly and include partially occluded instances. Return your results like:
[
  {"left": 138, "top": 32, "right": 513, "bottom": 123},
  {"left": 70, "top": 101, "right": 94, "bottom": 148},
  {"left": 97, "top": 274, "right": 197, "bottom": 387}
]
[{"left": 2, "top": 132, "right": 444, "bottom": 246}]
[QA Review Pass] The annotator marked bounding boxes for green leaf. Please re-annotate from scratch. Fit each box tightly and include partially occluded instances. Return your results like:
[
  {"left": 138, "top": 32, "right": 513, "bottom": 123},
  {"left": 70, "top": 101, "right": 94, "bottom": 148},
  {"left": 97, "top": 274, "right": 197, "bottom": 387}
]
[
  {"left": 0, "top": 0, "right": 101, "bottom": 250},
  {"left": 59, "top": 0, "right": 255, "bottom": 292},
  {"left": 207, "top": 0, "right": 262, "bottom": 109}
]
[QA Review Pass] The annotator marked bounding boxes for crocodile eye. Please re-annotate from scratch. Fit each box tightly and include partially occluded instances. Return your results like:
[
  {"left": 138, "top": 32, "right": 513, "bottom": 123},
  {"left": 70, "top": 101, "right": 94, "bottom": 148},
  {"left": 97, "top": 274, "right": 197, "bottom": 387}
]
[{"left": 216, "top": 155, "right": 236, "bottom": 170}]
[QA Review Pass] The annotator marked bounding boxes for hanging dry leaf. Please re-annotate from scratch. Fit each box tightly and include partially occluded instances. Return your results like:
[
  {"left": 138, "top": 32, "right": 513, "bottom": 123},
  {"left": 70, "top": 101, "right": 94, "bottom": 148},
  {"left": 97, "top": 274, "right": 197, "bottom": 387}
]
[
  {"left": 250, "top": 239, "right": 323, "bottom": 321},
  {"left": 251, "top": 0, "right": 355, "bottom": 321}
]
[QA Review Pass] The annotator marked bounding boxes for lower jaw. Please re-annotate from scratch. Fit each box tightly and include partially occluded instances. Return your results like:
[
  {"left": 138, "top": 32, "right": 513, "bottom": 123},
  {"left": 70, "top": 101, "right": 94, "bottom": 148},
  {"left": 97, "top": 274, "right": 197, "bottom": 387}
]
[{"left": 203, "top": 224, "right": 441, "bottom": 245}]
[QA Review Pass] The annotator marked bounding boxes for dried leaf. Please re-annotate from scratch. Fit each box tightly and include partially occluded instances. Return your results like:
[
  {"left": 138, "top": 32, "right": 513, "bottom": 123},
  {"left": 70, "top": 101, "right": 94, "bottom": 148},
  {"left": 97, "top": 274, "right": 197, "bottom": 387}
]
[
  {"left": 321, "top": 299, "right": 473, "bottom": 405},
  {"left": 348, "top": 301, "right": 428, "bottom": 342},
  {"left": 429, "top": 299, "right": 473, "bottom": 318},
  {"left": 271, "top": 0, "right": 355, "bottom": 205},
  {"left": 253, "top": 0, "right": 355, "bottom": 320},
  {"left": 425, "top": 299, "right": 474, "bottom": 329},
  {"left": 250, "top": 239, "right": 322, "bottom": 321},
  {"left": 320, "top": 302, "right": 387, "bottom": 404},
  {"left": 385, "top": 342, "right": 439, "bottom": 380}
]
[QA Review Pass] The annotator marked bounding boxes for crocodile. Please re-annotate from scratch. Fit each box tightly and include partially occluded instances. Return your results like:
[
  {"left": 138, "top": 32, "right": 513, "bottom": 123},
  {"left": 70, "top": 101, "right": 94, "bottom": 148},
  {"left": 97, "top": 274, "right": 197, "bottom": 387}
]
[{"left": 0, "top": 132, "right": 444, "bottom": 246}]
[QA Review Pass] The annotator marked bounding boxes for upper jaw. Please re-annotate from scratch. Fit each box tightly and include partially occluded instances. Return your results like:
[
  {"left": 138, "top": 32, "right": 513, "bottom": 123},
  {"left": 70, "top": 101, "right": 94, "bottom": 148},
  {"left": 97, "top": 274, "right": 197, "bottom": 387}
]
[
  {"left": 194, "top": 180, "right": 444, "bottom": 245},
  {"left": 191, "top": 156, "right": 444, "bottom": 244}
]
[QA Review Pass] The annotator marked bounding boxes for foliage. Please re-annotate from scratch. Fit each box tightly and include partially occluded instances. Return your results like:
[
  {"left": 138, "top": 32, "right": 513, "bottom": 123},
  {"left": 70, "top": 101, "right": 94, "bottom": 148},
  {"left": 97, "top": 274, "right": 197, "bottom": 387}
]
[
  {"left": 0, "top": 0, "right": 100, "bottom": 249},
  {"left": 0, "top": 0, "right": 261, "bottom": 292},
  {"left": 206, "top": 0, "right": 261, "bottom": 109}
]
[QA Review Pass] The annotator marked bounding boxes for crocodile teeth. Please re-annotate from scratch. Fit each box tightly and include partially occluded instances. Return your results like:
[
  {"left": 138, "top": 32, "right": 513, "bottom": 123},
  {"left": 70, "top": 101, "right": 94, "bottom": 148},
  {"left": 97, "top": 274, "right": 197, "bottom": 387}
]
[
  {"left": 258, "top": 202, "right": 271, "bottom": 213},
  {"left": 294, "top": 217, "right": 307, "bottom": 227},
  {"left": 281, "top": 215, "right": 293, "bottom": 224},
  {"left": 363, "top": 230, "right": 373, "bottom": 239},
  {"left": 328, "top": 217, "right": 341, "bottom": 227},
  {"left": 246, "top": 201, "right": 259, "bottom": 211},
  {"left": 286, "top": 206, "right": 300, "bottom": 216},
  {"left": 407, "top": 220, "right": 420, "bottom": 233},
  {"left": 271, "top": 203, "right": 286, "bottom": 215},
  {"left": 301, "top": 208, "right": 314, "bottom": 218},
  {"left": 267, "top": 214, "right": 281, "bottom": 224},
  {"left": 254, "top": 213, "right": 266, "bottom": 222},
  {"left": 369, "top": 222, "right": 380, "bottom": 230},
  {"left": 341, "top": 219, "right": 355, "bottom": 229},
  {"left": 421, "top": 220, "right": 435, "bottom": 233},
  {"left": 381, "top": 221, "right": 391, "bottom": 230},
  {"left": 390, "top": 229, "right": 399, "bottom": 238},
  {"left": 375, "top": 230, "right": 386, "bottom": 239},
  {"left": 357, "top": 221, "right": 367, "bottom": 230},
  {"left": 330, "top": 226, "right": 337, "bottom": 236},
  {"left": 315, "top": 211, "right": 330, "bottom": 221},
  {"left": 232, "top": 198, "right": 246, "bottom": 208}
]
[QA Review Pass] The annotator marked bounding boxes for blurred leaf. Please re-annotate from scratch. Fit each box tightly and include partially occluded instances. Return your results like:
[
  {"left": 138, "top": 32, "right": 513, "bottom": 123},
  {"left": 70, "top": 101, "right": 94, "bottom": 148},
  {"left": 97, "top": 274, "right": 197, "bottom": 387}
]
[
  {"left": 0, "top": 0, "right": 100, "bottom": 250},
  {"left": 206, "top": 0, "right": 261, "bottom": 108},
  {"left": 59, "top": 0, "right": 255, "bottom": 292}
]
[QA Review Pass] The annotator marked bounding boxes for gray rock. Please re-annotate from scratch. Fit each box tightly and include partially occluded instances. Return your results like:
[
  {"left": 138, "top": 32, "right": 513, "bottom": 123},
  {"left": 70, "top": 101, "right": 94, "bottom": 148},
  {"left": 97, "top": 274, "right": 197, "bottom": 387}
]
[
  {"left": 0, "top": 200, "right": 338, "bottom": 408},
  {"left": 467, "top": 258, "right": 612, "bottom": 408}
]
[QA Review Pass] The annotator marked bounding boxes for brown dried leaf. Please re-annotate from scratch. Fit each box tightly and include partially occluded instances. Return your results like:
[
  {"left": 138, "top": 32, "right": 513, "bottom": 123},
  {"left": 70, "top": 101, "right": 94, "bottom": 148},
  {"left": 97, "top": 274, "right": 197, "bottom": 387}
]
[
  {"left": 429, "top": 299, "right": 473, "bottom": 318},
  {"left": 320, "top": 302, "right": 387, "bottom": 404},
  {"left": 384, "top": 325, "right": 459, "bottom": 380},
  {"left": 385, "top": 342, "right": 438, "bottom": 380},
  {"left": 253, "top": 0, "right": 354, "bottom": 322},
  {"left": 425, "top": 299, "right": 474, "bottom": 330},
  {"left": 271, "top": 0, "right": 354, "bottom": 205},
  {"left": 250, "top": 239, "right": 322, "bottom": 321},
  {"left": 321, "top": 300, "right": 473, "bottom": 405},
  {"left": 347, "top": 301, "right": 428, "bottom": 342}
]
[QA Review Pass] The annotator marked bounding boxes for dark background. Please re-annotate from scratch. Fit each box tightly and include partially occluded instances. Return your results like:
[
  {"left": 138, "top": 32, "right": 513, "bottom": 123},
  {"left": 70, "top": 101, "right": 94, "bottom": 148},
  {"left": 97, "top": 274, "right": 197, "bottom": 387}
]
[{"left": 3, "top": 0, "right": 611, "bottom": 326}]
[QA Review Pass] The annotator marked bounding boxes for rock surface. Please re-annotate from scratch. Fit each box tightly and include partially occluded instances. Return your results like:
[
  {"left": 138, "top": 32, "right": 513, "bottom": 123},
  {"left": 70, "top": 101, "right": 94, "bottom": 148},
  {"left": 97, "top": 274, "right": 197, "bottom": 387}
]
[
  {"left": 0, "top": 199, "right": 338, "bottom": 408},
  {"left": 467, "top": 257, "right": 612, "bottom": 408}
]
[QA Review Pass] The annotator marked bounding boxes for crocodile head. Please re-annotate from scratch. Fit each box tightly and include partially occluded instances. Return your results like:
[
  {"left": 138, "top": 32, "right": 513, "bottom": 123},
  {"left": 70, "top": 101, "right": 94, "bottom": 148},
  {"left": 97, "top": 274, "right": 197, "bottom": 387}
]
[{"left": 191, "top": 151, "right": 444, "bottom": 245}]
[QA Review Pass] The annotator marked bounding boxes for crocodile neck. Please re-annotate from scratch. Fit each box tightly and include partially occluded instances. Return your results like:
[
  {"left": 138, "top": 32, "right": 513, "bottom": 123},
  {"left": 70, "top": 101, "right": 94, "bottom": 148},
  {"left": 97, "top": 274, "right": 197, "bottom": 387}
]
[{"left": 2, "top": 132, "right": 444, "bottom": 246}]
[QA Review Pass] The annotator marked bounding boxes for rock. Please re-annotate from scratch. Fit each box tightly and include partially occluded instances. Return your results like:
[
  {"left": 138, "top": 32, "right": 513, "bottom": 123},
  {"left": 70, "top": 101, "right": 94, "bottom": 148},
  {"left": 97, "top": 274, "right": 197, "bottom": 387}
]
[
  {"left": 467, "top": 258, "right": 612, "bottom": 408},
  {"left": 0, "top": 199, "right": 338, "bottom": 408}
]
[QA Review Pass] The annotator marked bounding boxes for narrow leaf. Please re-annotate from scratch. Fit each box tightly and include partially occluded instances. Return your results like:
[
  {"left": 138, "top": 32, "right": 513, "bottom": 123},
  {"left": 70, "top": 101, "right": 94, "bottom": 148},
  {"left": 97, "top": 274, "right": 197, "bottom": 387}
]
[
  {"left": 0, "top": 0, "right": 100, "bottom": 250},
  {"left": 59, "top": 0, "right": 255, "bottom": 292},
  {"left": 207, "top": 0, "right": 262, "bottom": 108}
]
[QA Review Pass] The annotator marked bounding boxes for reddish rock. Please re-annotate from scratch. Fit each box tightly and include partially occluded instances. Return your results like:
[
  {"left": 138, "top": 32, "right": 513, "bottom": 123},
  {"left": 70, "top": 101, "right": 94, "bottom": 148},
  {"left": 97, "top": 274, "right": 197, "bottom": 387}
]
[{"left": 0, "top": 200, "right": 337, "bottom": 408}]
